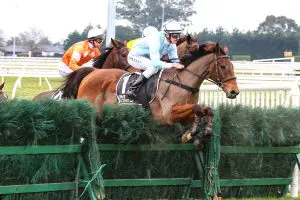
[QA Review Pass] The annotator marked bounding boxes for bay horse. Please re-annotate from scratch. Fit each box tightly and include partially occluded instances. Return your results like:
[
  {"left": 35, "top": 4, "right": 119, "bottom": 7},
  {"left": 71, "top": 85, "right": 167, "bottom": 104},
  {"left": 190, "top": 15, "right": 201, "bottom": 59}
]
[
  {"left": 0, "top": 82, "right": 8, "bottom": 102},
  {"left": 176, "top": 34, "right": 199, "bottom": 59},
  {"left": 33, "top": 39, "right": 132, "bottom": 100},
  {"left": 61, "top": 41, "right": 239, "bottom": 148}
]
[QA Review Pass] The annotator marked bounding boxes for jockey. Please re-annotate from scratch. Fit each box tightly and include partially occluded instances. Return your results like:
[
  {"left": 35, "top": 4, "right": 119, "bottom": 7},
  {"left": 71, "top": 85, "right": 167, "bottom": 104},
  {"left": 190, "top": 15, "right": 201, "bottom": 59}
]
[
  {"left": 126, "top": 21, "right": 184, "bottom": 100},
  {"left": 58, "top": 28, "right": 104, "bottom": 77},
  {"left": 126, "top": 26, "right": 158, "bottom": 50}
]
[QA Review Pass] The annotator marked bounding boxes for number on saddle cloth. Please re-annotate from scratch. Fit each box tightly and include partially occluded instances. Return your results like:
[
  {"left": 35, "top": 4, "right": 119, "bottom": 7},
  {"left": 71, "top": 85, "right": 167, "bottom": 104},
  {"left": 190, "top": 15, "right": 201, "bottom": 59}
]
[{"left": 116, "top": 71, "right": 162, "bottom": 107}]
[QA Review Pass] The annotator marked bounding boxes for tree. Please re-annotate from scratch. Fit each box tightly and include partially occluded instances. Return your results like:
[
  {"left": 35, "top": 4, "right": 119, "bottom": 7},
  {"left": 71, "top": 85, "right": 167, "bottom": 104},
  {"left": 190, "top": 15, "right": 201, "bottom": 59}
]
[
  {"left": 17, "top": 28, "right": 51, "bottom": 48},
  {"left": 63, "top": 24, "right": 102, "bottom": 50},
  {"left": 6, "top": 37, "right": 22, "bottom": 46},
  {"left": 116, "top": 0, "right": 196, "bottom": 31},
  {"left": 6, "top": 28, "right": 52, "bottom": 49},
  {"left": 257, "top": 15, "right": 300, "bottom": 36},
  {"left": 63, "top": 30, "right": 82, "bottom": 50}
]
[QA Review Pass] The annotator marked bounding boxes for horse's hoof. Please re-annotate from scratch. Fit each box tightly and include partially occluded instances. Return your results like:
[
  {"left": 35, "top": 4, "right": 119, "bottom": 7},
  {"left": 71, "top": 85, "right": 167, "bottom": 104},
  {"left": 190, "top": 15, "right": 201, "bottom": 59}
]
[
  {"left": 204, "top": 127, "right": 212, "bottom": 136},
  {"left": 193, "top": 137, "right": 204, "bottom": 151},
  {"left": 181, "top": 132, "right": 192, "bottom": 143}
]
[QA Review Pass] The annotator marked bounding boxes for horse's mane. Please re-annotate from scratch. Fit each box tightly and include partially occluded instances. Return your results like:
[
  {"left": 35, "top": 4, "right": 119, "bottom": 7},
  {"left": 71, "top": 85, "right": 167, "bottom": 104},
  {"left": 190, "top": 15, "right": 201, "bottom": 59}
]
[
  {"left": 181, "top": 41, "right": 226, "bottom": 67},
  {"left": 93, "top": 48, "right": 113, "bottom": 68},
  {"left": 92, "top": 39, "right": 126, "bottom": 69}
]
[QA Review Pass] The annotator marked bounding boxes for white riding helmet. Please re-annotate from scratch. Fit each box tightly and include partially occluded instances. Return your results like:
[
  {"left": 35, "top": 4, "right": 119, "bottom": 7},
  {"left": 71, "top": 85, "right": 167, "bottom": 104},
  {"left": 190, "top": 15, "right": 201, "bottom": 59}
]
[
  {"left": 163, "top": 21, "right": 183, "bottom": 34},
  {"left": 88, "top": 28, "right": 104, "bottom": 40},
  {"left": 142, "top": 26, "right": 158, "bottom": 37}
]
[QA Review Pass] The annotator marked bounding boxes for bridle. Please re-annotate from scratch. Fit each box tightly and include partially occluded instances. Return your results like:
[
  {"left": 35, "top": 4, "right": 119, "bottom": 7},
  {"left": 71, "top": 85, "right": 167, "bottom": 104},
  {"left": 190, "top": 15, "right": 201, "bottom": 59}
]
[
  {"left": 162, "top": 51, "right": 236, "bottom": 98},
  {"left": 184, "top": 53, "right": 236, "bottom": 88},
  {"left": 115, "top": 47, "right": 131, "bottom": 72}
]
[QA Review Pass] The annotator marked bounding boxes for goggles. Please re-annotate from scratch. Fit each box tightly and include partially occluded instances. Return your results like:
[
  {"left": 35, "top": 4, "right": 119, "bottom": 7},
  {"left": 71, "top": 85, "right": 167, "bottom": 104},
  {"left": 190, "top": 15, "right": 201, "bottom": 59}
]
[
  {"left": 95, "top": 38, "right": 103, "bottom": 44},
  {"left": 170, "top": 34, "right": 180, "bottom": 39}
]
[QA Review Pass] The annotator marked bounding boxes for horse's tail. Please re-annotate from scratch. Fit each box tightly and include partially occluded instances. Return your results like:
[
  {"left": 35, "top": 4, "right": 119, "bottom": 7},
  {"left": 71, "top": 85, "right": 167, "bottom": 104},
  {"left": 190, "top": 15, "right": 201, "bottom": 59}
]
[{"left": 61, "top": 67, "right": 95, "bottom": 99}]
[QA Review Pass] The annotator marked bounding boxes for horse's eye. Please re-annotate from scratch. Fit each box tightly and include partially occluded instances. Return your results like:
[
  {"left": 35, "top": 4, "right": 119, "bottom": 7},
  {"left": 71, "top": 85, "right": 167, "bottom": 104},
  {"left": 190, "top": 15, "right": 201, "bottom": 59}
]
[{"left": 220, "top": 64, "right": 227, "bottom": 69}]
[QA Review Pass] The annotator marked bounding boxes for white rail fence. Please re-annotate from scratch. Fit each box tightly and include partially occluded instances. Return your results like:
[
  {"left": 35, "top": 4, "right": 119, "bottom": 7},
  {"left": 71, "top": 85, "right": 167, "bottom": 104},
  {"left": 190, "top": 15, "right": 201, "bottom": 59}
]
[
  {"left": 0, "top": 57, "right": 92, "bottom": 98},
  {"left": 1, "top": 57, "right": 300, "bottom": 107}
]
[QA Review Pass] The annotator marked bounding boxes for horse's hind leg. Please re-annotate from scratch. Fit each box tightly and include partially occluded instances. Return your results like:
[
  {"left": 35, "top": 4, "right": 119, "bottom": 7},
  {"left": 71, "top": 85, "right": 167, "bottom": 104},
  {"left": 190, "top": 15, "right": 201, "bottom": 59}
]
[{"left": 171, "top": 104, "right": 214, "bottom": 148}]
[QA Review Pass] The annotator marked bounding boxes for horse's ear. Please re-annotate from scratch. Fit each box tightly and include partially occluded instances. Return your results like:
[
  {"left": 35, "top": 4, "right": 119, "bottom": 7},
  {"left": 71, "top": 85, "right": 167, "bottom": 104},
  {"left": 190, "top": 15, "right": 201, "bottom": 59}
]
[
  {"left": 111, "top": 38, "right": 120, "bottom": 49},
  {"left": 0, "top": 81, "right": 4, "bottom": 90},
  {"left": 216, "top": 42, "right": 220, "bottom": 53},
  {"left": 186, "top": 34, "right": 191, "bottom": 43}
]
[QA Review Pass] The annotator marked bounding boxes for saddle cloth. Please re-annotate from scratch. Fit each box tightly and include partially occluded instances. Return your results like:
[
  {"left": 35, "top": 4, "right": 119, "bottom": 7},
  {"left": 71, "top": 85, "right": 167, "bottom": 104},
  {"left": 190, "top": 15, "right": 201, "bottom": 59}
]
[
  {"left": 51, "top": 89, "right": 63, "bottom": 100},
  {"left": 116, "top": 70, "right": 163, "bottom": 107}
]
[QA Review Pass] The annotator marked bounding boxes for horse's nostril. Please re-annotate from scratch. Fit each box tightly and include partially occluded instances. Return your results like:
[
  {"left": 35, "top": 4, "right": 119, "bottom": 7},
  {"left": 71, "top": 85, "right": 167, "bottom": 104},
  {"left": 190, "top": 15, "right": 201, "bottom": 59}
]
[{"left": 230, "top": 90, "right": 239, "bottom": 96}]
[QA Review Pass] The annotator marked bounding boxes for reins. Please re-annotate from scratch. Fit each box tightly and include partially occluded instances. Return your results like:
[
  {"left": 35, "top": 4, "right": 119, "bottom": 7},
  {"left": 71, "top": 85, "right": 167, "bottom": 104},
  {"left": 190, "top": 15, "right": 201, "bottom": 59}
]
[{"left": 161, "top": 50, "right": 236, "bottom": 100}]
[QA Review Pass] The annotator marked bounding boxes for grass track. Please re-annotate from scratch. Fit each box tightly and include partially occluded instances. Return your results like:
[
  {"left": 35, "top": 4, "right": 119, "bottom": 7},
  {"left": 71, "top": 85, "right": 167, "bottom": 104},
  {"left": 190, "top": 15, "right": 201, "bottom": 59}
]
[{"left": 2, "top": 77, "right": 63, "bottom": 100}]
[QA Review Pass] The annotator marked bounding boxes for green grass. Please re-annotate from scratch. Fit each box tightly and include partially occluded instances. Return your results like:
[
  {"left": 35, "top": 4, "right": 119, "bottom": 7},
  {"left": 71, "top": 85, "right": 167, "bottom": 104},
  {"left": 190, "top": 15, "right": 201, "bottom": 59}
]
[{"left": 2, "top": 77, "right": 63, "bottom": 100}]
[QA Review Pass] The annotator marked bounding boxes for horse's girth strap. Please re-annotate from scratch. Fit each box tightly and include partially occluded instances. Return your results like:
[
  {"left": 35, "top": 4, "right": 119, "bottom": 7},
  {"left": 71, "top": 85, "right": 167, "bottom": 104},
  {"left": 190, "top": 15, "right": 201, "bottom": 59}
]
[{"left": 164, "top": 79, "right": 199, "bottom": 94}]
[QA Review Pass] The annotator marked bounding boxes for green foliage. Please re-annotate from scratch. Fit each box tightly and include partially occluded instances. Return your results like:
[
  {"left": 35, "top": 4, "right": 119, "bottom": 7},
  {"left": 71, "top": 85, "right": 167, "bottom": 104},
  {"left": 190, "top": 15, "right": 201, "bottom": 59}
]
[
  {"left": 116, "top": 0, "right": 196, "bottom": 31},
  {"left": 63, "top": 24, "right": 101, "bottom": 50},
  {"left": 0, "top": 101, "right": 298, "bottom": 199},
  {"left": 63, "top": 30, "right": 83, "bottom": 51},
  {"left": 196, "top": 27, "right": 300, "bottom": 60},
  {"left": 257, "top": 15, "right": 300, "bottom": 36},
  {"left": 0, "top": 100, "right": 96, "bottom": 199},
  {"left": 218, "top": 105, "right": 299, "bottom": 198}
]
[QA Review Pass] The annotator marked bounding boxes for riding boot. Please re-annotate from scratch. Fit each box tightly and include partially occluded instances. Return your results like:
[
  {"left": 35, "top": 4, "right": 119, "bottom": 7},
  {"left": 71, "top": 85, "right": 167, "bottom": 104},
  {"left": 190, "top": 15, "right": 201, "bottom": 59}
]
[{"left": 126, "top": 74, "right": 148, "bottom": 100}]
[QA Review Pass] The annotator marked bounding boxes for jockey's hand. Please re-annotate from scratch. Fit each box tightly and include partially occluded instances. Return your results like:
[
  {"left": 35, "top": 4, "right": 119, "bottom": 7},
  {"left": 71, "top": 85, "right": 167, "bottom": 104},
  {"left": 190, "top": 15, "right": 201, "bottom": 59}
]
[{"left": 171, "top": 63, "right": 184, "bottom": 69}]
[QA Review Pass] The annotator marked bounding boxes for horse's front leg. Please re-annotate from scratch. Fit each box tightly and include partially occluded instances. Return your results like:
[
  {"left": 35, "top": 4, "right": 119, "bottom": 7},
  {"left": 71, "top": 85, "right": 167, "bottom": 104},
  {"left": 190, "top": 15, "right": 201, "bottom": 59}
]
[{"left": 171, "top": 104, "right": 214, "bottom": 148}]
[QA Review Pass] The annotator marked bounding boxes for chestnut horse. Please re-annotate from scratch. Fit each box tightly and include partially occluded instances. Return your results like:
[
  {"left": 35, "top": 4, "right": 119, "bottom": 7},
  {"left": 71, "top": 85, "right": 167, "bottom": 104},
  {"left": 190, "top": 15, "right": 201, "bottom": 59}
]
[
  {"left": 61, "top": 42, "right": 239, "bottom": 148},
  {"left": 176, "top": 34, "right": 199, "bottom": 59},
  {"left": 33, "top": 39, "right": 132, "bottom": 100},
  {"left": 0, "top": 82, "right": 8, "bottom": 102}
]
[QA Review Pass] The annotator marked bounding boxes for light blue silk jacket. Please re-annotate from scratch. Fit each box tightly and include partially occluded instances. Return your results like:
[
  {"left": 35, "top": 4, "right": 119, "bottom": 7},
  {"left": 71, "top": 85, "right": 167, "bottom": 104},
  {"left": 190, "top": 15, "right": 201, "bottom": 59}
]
[{"left": 129, "top": 31, "right": 179, "bottom": 69}]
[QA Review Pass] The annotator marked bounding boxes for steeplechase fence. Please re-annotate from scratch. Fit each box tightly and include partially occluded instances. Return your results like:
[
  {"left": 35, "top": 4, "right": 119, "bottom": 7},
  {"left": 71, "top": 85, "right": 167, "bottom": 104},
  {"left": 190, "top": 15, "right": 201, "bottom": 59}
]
[{"left": 0, "top": 100, "right": 299, "bottom": 199}]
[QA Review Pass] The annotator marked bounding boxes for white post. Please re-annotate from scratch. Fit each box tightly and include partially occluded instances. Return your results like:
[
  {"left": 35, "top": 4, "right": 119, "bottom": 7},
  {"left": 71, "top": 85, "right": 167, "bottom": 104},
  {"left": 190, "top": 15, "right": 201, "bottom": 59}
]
[
  {"left": 105, "top": 0, "right": 116, "bottom": 47},
  {"left": 291, "top": 164, "right": 299, "bottom": 198}
]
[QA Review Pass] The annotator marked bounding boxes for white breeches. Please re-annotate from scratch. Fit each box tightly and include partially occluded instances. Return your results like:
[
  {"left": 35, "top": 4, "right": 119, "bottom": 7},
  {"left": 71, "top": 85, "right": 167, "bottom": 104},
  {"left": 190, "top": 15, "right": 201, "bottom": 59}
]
[
  {"left": 128, "top": 54, "right": 159, "bottom": 79},
  {"left": 58, "top": 61, "right": 73, "bottom": 77}
]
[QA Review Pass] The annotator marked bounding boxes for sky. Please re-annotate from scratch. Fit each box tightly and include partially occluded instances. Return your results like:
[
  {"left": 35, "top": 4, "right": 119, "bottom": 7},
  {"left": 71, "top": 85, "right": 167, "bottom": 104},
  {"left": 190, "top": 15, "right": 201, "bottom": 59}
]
[{"left": 1, "top": 0, "right": 300, "bottom": 43}]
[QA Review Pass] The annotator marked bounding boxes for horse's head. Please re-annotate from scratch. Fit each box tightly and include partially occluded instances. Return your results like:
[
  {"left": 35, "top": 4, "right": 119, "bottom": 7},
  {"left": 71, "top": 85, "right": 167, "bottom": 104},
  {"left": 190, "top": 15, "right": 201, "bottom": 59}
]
[
  {"left": 93, "top": 38, "right": 133, "bottom": 72},
  {"left": 200, "top": 42, "right": 239, "bottom": 99},
  {"left": 182, "top": 41, "right": 239, "bottom": 99},
  {"left": 177, "top": 34, "right": 199, "bottom": 59},
  {"left": 0, "top": 82, "right": 8, "bottom": 102},
  {"left": 110, "top": 38, "right": 132, "bottom": 71}
]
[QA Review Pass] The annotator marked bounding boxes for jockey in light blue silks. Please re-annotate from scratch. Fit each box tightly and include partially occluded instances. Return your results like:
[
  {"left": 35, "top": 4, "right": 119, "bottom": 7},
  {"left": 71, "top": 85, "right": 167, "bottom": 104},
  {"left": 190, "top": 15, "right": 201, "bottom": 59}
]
[{"left": 126, "top": 20, "right": 185, "bottom": 100}]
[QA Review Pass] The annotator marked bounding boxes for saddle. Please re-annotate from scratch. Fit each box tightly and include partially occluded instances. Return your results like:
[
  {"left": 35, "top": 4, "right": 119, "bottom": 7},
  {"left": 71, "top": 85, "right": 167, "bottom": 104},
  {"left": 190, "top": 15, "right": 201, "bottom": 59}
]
[{"left": 116, "top": 71, "right": 163, "bottom": 107}]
